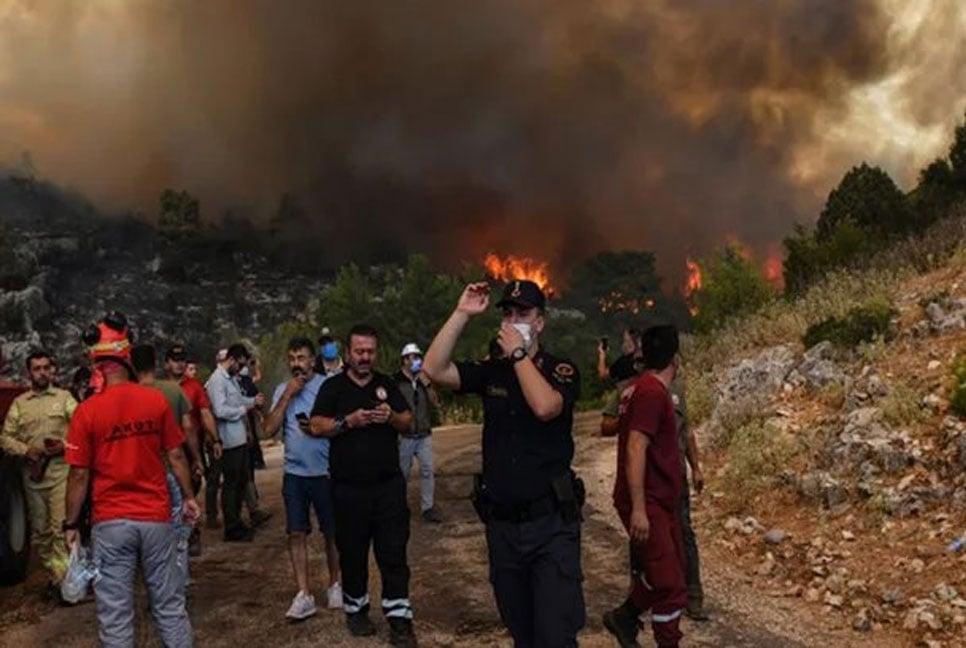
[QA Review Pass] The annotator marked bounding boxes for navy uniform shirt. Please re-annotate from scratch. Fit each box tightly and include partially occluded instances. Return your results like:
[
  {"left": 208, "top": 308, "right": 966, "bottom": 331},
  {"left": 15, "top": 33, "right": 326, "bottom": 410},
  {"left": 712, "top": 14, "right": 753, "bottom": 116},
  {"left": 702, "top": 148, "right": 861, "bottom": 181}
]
[
  {"left": 311, "top": 371, "right": 410, "bottom": 484},
  {"left": 456, "top": 350, "right": 580, "bottom": 503}
]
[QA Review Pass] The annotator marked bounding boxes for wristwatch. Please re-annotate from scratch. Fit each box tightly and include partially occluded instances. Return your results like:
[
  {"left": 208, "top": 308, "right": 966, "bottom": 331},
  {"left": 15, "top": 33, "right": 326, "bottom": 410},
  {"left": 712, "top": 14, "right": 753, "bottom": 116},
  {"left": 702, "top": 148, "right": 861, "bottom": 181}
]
[
  {"left": 334, "top": 417, "right": 347, "bottom": 434},
  {"left": 510, "top": 347, "right": 528, "bottom": 363},
  {"left": 61, "top": 519, "right": 79, "bottom": 532}
]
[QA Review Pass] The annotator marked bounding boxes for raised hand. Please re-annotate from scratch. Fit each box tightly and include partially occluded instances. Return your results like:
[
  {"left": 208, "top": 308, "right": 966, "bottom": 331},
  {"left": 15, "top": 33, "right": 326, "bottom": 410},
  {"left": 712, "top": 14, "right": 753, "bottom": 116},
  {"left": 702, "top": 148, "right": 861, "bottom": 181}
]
[{"left": 456, "top": 282, "right": 490, "bottom": 316}]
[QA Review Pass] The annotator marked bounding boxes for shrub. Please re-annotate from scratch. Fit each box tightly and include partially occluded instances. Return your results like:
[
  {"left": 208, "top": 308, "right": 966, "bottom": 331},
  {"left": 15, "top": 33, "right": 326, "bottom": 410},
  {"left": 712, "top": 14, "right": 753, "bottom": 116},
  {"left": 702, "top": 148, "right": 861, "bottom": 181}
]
[
  {"left": 802, "top": 298, "right": 898, "bottom": 349},
  {"left": 691, "top": 246, "right": 775, "bottom": 333},
  {"left": 952, "top": 354, "right": 966, "bottom": 419},
  {"left": 723, "top": 420, "right": 799, "bottom": 492},
  {"left": 684, "top": 370, "right": 716, "bottom": 426},
  {"left": 881, "top": 384, "right": 926, "bottom": 427}
]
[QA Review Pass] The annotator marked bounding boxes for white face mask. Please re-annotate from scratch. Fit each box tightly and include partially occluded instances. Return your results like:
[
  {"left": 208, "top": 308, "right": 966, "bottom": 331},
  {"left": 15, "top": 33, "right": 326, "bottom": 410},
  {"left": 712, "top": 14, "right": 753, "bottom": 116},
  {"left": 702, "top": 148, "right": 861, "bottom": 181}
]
[{"left": 512, "top": 323, "right": 533, "bottom": 350}]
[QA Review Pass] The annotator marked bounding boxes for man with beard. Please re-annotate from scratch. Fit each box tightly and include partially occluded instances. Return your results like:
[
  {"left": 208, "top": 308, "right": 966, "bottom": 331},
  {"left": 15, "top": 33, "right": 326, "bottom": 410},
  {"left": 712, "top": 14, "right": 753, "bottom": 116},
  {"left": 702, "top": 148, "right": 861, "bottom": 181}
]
[
  {"left": 206, "top": 343, "right": 266, "bottom": 542},
  {"left": 263, "top": 337, "right": 342, "bottom": 620},
  {"left": 1, "top": 350, "right": 77, "bottom": 595},
  {"left": 307, "top": 325, "right": 416, "bottom": 647},
  {"left": 423, "top": 280, "right": 585, "bottom": 648},
  {"left": 165, "top": 344, "right": 221, "bottom": 550}
]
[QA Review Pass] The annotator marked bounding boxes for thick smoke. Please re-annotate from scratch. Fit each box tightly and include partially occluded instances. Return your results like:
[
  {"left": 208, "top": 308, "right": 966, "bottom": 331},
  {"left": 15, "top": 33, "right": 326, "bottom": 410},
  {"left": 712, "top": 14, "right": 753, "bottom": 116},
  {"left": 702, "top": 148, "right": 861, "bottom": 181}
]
[{"left": 1, "top": 0, "right": 964, "bottom": 279}]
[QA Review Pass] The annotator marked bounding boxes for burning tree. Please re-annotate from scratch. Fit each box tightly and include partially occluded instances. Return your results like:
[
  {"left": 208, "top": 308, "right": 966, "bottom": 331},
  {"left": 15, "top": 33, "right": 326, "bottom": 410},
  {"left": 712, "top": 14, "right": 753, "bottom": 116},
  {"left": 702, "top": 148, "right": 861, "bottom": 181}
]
[{"left": 689, "top": 246, "right": 775, "bottom": 333}]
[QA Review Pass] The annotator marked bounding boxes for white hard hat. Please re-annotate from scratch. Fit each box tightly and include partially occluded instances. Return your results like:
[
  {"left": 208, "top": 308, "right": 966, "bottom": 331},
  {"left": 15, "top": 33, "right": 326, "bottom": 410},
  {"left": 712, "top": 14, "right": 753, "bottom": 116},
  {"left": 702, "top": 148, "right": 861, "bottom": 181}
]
[{"left": 400, "top": 343, "right": 423, "bottom": 357}]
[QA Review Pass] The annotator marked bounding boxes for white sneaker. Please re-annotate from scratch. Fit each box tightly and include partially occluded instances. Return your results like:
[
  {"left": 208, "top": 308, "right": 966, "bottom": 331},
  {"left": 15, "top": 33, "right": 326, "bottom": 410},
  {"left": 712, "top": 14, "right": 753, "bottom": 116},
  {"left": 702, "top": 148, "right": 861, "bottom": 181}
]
[
  {"left": 327, "top": 582, "right": 343, "bottom": 609},
  {"left": 285, "top": 591, "right": 317, "bottom": 620}
]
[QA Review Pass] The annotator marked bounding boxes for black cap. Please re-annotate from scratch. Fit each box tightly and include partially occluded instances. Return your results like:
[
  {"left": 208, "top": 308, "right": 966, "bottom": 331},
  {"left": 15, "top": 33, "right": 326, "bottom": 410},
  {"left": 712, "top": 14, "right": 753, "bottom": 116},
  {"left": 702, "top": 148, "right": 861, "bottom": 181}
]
[
  {"left": 165, "top": 344, "right": 188, "bottom": 361},
  {"left": 495, "top": 280, "right": 546, "bottom": 310},
  {"left": 642, "top": 325, "right": 679, "bottom": 370}
]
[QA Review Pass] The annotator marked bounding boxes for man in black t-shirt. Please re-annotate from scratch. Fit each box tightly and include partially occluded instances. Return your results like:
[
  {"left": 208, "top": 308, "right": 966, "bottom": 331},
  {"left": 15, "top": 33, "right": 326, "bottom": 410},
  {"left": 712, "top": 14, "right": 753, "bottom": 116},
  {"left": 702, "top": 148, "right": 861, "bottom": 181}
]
[{"left": 308, "top": 324, "right": 416, "bottom": 648}]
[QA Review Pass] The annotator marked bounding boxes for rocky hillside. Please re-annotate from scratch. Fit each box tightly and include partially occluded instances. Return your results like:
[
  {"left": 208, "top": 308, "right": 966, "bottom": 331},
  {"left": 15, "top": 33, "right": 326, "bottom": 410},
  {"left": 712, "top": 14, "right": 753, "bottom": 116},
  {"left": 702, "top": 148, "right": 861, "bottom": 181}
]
[
  {"left": 688, "top": 245, "right": 966, "bottom": 647},
  {"left": 0, "top": 177, "right": 325, "bottom": 380}
]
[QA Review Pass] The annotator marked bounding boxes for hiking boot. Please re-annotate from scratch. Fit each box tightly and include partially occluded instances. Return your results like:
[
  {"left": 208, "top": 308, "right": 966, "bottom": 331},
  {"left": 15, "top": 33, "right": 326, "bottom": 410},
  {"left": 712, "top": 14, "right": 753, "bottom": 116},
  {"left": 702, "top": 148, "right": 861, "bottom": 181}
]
[
  {"left": 285, "top": 591, "right": 317, "bottom": 621},
  {"left": 388, "top": 618, "right": 418, "bottom": 648},
  {"left": 250, "top": 509, "right": 273, "bottom": 528},
  {"left": 603, "top": 605, "right": 640, "bottom": 648},
  {"left": 685, "top": 602, "right": 710, "bottom": 621},
  {"left": 346, "top": 611, "right": 376, "bottom": 637},
  {"left": 421, "top": 507, "right": 443, "bottom": 524},
  {"left": 327, "top": 582, "right": 343, "bottom": 609}
]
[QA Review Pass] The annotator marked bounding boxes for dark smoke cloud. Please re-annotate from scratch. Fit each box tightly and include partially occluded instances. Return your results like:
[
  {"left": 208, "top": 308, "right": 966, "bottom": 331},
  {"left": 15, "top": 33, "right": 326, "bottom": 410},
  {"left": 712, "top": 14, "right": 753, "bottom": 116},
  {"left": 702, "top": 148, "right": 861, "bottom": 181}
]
[{"left": 1, "top": 0, "right": 963, "bottom": 280}]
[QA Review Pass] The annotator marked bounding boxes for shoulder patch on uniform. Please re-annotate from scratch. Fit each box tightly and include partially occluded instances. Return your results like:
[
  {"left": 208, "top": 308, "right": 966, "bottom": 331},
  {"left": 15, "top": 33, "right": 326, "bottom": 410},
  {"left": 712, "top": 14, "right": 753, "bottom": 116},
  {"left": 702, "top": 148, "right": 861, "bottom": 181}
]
[{"left": 554, "top": 362, "right": 575, "bottom": 377}]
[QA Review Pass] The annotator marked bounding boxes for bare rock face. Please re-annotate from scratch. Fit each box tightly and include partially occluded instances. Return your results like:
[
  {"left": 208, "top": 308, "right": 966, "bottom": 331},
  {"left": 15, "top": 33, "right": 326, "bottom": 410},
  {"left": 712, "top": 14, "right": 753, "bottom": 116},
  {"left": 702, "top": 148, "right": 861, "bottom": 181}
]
[
  {"left": 718, "top": 345, "right": 798, "bottom": 404},
  {"left": 0, "top": 205, "right": 326, "bottom": 380},
  {"left": 796, "top": 341, "right": 848, "bottom": 391},
  {"left": 921, "top": 297, "right": 966, "bottom": 334}
]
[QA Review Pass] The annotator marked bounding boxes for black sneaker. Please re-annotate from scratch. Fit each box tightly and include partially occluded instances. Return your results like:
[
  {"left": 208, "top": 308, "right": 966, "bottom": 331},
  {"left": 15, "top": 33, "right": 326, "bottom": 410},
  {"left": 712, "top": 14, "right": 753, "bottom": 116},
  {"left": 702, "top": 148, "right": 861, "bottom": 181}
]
[
  {"left": 685, "top": 602, "right": 710, "bottom": 621},
  {"left": 602, "top": 606, "right": 640, "bottom": 648},
  {"left": 346, "top": 612, "right": 376, "bottom": 637},
  {"left": 421, "top": 507, "right": 443, "bottom": 524},
  {"left": 388, "top": 618, "right": 418, "bottom": 648}
]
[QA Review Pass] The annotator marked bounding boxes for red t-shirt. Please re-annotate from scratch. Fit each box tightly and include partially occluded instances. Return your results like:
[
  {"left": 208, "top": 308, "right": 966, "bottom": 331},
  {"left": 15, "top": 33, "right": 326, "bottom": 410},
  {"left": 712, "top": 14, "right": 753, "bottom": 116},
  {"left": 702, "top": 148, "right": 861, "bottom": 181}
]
[
  {"left": 179, "top": 377, "right": 211, "bottom": 441},
  {"left": 65, "top": 382, "right": 185, "bottom": 524},
  {"left": 612, "top": 373, "right": 682, "bottom": 513}
]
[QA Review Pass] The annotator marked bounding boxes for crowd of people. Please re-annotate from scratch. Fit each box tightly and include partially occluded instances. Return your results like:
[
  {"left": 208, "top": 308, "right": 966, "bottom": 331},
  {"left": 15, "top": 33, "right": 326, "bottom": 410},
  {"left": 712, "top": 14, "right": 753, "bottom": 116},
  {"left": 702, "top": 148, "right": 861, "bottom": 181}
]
[{"left": 0, "top": 278, "right": 705, "bottom": 648}]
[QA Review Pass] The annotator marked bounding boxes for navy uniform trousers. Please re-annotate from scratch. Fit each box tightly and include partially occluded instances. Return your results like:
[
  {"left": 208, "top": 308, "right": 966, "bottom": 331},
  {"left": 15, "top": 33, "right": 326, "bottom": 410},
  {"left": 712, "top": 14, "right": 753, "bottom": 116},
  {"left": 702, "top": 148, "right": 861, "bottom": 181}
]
[{"left": 485, "top": 511, "right": 585, "bottom": 647}]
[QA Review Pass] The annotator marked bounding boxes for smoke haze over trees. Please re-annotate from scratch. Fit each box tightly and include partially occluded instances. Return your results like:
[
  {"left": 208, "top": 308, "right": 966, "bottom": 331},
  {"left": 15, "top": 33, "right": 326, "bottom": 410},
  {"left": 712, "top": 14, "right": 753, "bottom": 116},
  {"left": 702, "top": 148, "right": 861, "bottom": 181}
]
[{"left": 2, "top": 1, "right": 966, "bottom": 278}]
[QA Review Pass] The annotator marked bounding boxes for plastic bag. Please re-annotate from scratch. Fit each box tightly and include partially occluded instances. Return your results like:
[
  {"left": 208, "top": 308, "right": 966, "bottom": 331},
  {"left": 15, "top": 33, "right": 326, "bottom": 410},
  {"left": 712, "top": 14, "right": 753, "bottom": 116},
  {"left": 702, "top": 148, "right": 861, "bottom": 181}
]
[{"left": 60, "top": 542, "right": 97, "bottom": 604}]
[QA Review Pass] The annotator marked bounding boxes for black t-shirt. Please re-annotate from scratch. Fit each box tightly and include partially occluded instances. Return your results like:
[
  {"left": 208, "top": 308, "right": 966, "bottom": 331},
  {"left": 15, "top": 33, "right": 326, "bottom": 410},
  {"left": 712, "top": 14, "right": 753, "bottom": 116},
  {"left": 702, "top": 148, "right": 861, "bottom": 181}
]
[
  {"left": 609, "top": 353, "right": 644, "bottom": 383},
  {"left": 311, "top": 371, "right": 410, "bottom": 483},
  {"left": 455, "top": 350, "right": 580, "bottom": 503}
]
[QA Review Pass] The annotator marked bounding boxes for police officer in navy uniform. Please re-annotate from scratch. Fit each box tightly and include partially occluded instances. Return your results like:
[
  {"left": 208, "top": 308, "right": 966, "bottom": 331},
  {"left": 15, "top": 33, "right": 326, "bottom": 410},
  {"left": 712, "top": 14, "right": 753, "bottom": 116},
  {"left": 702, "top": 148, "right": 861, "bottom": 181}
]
[{"left": 424, "top": 279, "right": 585, "bottom": 647}]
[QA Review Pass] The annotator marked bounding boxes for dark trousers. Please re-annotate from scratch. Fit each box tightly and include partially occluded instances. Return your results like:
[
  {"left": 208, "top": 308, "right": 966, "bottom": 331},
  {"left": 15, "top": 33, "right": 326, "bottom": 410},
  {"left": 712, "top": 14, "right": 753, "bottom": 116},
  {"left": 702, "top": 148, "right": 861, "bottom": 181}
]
[
  {"left": 333, "top": 476, "right": 412, "bottom": 620},
  {"left": 221, "top": 445, "right": 251, "bottom": 536},
  {"left": 618, "top": 504, "right": 687, "bottom": 648},
  {"left": 485, "top": 512, "right": 585, "bottom": 648},
  {"left": 679, "top": 483, "right": 704, "bottom": 607},
  {"left": 204, "top": 449, "right": 223, "bottom": 525}
]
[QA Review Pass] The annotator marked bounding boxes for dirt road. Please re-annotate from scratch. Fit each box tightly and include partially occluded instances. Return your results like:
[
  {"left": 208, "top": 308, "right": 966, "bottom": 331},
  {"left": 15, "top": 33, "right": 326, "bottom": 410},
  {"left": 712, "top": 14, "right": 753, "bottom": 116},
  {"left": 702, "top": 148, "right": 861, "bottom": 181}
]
[{"left": 0, "top": 414, "right": 906, "bottom": 647}]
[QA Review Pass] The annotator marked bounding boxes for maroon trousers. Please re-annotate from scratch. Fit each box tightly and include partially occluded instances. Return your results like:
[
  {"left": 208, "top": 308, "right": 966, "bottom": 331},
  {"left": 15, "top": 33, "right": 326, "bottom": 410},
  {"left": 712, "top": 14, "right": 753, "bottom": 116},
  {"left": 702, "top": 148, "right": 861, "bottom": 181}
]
[{"left": 618, "top": 503, "right": 688, "bottom": 647}]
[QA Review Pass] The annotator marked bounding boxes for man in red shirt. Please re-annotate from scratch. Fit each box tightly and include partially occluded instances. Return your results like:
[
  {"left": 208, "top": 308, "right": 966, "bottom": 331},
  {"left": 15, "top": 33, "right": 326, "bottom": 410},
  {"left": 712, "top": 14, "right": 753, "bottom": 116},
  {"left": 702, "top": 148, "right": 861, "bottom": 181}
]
[
  {"left": 605, "top": 325, "right": 687, "bottom": 648},
  {"left": 63, "top": 313, "right": 199, "bottom": 647},
  {"left": 165, "top": 344, "right": 221, "bottom": 550}
]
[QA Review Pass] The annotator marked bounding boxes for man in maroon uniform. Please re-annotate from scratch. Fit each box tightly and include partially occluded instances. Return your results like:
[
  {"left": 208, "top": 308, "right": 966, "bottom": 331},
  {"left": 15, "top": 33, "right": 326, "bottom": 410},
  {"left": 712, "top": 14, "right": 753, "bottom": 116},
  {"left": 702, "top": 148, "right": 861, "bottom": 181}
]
[{"left": 605, "top": 324, "right": 687, "bottom": 648}]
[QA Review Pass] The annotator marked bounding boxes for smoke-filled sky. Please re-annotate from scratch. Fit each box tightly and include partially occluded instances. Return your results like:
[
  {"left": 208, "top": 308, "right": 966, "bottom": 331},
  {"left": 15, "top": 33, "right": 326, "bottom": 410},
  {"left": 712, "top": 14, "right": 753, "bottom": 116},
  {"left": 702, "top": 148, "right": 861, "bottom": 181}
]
[{"left": 1, "top": 0, "right": 965, "bottom": 279}]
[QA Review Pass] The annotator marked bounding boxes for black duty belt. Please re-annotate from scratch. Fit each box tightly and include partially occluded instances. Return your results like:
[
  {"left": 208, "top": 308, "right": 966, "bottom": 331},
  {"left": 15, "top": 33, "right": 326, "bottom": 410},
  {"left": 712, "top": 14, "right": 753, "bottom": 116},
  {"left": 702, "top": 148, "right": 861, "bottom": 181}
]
[{"left": 488, "top": 493, "right": 558, "bottom": 523}]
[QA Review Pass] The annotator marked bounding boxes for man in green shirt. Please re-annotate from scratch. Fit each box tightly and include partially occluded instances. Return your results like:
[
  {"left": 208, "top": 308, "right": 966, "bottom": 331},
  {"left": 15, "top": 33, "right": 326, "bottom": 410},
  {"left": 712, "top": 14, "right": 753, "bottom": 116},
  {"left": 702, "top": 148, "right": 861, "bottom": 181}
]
[
  {"left": 132, "top": 344, "right": 203, "bottom": 594},
  {"left": 1, "top": 350, "right": 77, "bottom": 590}
]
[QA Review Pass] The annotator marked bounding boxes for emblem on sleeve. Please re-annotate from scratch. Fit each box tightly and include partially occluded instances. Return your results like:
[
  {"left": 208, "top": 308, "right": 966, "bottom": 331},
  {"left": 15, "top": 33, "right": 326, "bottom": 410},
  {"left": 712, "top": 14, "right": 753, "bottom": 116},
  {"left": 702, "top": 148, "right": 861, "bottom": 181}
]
[
  {"left": 553, "top": 362, "right": 575, "bottom": 380},
  {"left": 375, "top": 386, "right": 388, "bottom": 401}
]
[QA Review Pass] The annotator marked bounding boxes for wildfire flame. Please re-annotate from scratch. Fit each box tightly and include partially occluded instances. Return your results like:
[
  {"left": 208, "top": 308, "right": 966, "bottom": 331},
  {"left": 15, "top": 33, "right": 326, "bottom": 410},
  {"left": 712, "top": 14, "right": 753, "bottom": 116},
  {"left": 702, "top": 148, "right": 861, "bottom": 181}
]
[
  {"left": 598, "top": 291, "right": 658, "bottom": 314},
  {"left": 684, "top": 258, "right": 702, "bottom": 316},
  {"left": 483, "top": 253, "right": 554, "bottom": 295}
]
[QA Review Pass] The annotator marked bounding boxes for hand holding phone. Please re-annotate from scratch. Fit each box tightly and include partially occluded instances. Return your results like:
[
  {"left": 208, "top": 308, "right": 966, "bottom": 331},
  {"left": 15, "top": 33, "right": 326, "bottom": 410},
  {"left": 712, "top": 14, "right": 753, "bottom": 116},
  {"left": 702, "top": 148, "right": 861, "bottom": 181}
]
[{"left": 295, "top": 412, "right": 310, "bottom": 430}]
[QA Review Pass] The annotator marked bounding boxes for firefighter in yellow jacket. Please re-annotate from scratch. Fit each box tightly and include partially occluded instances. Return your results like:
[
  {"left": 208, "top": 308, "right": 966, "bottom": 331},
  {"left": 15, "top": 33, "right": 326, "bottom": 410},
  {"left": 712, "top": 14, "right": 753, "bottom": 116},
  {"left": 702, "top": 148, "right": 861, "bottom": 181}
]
[{"left": 1, "top": 350, "right": 77, "bottom": 592}]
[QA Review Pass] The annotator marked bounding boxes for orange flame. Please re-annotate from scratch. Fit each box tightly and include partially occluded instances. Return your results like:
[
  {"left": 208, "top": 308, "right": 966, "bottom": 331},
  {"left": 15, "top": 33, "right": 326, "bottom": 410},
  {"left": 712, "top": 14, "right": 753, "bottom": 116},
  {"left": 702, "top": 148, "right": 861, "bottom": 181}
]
[
  {"left": 484, "top": 253, "right": 554, "bottom": 295},
  {"left": 684, "top": 258, "right": 702, "bottom": 316},
  {"left": 684, "top": 258, "right": 702, "bottom": 297}
]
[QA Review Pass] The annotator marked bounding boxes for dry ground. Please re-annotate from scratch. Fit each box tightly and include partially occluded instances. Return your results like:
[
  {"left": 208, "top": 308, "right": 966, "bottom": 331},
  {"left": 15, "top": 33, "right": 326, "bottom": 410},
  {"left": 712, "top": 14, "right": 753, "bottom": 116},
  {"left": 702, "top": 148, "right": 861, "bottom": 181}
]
[{"left": 0, "top": 414, "right": 913, "bottom": 647}]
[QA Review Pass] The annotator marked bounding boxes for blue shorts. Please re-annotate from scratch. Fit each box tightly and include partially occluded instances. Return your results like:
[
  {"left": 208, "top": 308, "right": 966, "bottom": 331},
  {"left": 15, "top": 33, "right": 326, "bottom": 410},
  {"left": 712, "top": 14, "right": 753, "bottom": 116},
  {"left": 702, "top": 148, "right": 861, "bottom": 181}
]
[{"left": 282, "top": 473, "right": 335, "bottom": 536}]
